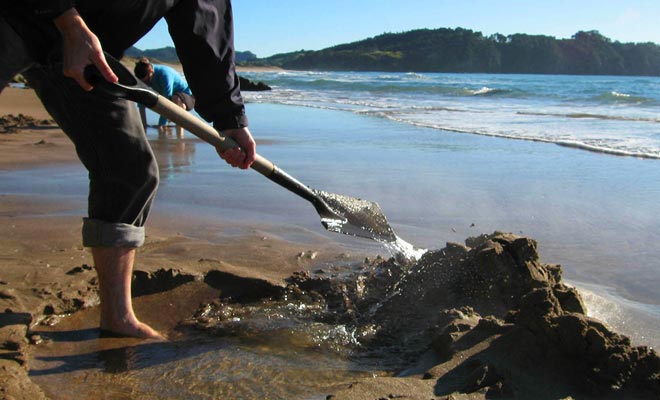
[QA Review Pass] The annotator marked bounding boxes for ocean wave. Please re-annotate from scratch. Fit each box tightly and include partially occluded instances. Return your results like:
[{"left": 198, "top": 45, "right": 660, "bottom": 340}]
[
  {"left": 242, "top": 72, "right": 660, "bottom": 160},
  {"left": 468, "top": 86, "right": 515, "bottom": 96},
  {"left": 409, "top": 105, "right": 471, "bottom": 113},
  {"left": 517, "top": 111, "right": 660, "bottom": 123},
  {"left": 375, "top": 113, "right": 660, "bottom": 159},
  {"left": 248, "top": 95, "right": 660, "bottom": 159},
  {"left": 554, "top": 141, "right": 660, "bottom": 159},
  {"left": 404, "top": 72, "right": 426, "bottom": 79},
  {"left": 592, "top": 91, "right": 655, "bottom": 104},
  {"left": 258, "top": 76, "right": 526, "bottom": 99},
  {"left": 358, "top": 106, "right": 471, "bottom": 118}
]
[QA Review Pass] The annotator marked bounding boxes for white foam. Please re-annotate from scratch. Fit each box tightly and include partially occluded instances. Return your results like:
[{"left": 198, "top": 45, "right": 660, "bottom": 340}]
[
  {"left": 611, "top": 91, "right": 631, "bottom": 98},
  {"left": 472, "top": 86, "right": 495, "bottom": 95},
  {"left": 383, "top": 235, "right": 427, "bottom": 263},
  {"left": 574, "top": 281, "right": 660, "bottom": 349}
]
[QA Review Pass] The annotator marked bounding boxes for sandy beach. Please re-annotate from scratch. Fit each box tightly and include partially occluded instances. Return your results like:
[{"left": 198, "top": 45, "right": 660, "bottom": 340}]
[
  {"left": 0, "top": 87, "right": 350, "bottom": 398},
  {"left": 2, "top": 86, "right": 660, "bottom": 399}
]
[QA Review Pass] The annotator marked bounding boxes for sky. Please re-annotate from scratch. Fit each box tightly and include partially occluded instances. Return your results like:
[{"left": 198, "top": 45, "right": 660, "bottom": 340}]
[{"left": 135, "top": 0, "right": 660, "bottom": 58}]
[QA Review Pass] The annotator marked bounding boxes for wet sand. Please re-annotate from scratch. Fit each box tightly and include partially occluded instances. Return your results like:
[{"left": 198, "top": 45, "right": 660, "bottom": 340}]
[
  {"left": 0, "top": 87, "right": 359, "bottom": 398},
  {"left": 0, "top": 129, "right": 367, "bottom": 399},
  {"left": 2, "top": 87, "right": 660, "bottom": 399}
]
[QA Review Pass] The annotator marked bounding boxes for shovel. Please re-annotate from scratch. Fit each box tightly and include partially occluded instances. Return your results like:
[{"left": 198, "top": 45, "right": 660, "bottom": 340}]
[{"left": 84, "top": 55, "right": 399, "bottom": 244}]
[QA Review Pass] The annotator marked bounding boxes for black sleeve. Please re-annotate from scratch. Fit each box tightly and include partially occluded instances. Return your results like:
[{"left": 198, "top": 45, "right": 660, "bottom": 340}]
[
  {"left": 24, "top": 0, "right": 75, "bottom": 19},
  {"left": 165, "top": 0, "right": 248, "bottom": 130}
]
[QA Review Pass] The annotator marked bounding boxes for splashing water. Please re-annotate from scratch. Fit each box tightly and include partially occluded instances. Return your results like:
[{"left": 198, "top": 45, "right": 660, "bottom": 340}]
[{"left": 383, "top": 235, "right": 427, "bottom": 263}]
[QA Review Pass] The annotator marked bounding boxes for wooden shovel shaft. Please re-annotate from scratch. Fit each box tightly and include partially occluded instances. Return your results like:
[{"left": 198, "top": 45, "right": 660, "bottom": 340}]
[
  {"left": 150, "top": 95, "right": 323, "bottom": 206},
  {"left": 151, "top": 95, "right": 275, "bottom": 176}
]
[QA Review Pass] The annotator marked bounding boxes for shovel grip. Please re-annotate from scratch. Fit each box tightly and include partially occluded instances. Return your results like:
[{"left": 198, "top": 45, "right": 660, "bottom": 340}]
[{"left": 150, "top": 95, "right": 275, "bottom": 176}]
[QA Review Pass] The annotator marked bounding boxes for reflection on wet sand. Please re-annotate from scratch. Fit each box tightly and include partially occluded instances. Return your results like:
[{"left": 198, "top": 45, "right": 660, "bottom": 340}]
[
  {"left": 31, "top": 334, "right": 230, "bottom": 377},
  {"left": 29, "top": 281, "right": 374, "bottom": 399},
  {"left": 148, "top": 128, "right": 197, "bottom": 179},
  {"left": 154, "top": 124, "right": 185, "bottom": 140}
]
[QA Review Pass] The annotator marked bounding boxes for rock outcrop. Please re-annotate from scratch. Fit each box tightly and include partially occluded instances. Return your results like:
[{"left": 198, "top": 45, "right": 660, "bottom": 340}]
[{"left": 238, "top": 76, "right": 271, "bottom": 91}]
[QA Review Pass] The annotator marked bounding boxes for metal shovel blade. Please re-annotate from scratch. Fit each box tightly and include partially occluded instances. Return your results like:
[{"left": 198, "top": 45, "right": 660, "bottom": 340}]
[{"left": 313, "top": 190, "right": 397, "bottom": 243}]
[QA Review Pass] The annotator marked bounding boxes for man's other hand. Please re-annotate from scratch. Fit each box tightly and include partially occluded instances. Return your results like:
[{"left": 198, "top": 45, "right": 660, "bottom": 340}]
[{"left": 217, "top": 127, "right": 256, "bottom": 169}]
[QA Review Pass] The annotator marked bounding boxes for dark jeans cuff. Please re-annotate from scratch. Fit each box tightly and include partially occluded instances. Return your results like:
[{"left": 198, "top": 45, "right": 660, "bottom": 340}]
[{"left": 82, "top": 218, "right": 145, "bottom": 247}]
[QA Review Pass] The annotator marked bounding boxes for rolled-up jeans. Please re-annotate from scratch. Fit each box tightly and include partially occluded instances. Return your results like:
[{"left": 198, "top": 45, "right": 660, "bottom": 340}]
[{"left": 22, "top": 63, "right": 159, "bottom": 248}]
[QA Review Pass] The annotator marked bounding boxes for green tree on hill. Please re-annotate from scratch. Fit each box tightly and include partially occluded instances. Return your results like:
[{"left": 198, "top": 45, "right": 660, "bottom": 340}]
[{"left": 254, "top": 27, "right": 660, "bottom": 76}]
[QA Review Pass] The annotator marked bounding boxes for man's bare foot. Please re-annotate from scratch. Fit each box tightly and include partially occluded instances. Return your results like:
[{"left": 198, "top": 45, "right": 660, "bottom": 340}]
[
  {"left": 100, "top": 320, "right": 166, "bottom": 340},
  {"left": 91, "top": 247, "right": 167, "bottom": 341}
]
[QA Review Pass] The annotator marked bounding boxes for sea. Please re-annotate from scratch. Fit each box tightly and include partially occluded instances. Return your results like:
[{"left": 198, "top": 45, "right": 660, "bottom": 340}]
[
  {"left": 241, "top": 70, "right": 660, "bottom": 159},
  {"left": 7, "top": 71, "right": 660, "bottom": 398}
]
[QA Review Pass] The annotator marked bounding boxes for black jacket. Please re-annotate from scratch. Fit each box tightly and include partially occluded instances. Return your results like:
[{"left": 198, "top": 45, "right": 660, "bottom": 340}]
[{"left": 1, "top": 0, "right": 247, "bottom": 129}]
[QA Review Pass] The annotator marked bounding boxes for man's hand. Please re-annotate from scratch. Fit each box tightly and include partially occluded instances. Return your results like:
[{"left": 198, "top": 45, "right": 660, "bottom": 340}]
[
  {"left": 53, "top": 8, "right": 117, "bottom": 91},
  {"left": 217, "top": 127, "right": 256, "bottom": 169}
]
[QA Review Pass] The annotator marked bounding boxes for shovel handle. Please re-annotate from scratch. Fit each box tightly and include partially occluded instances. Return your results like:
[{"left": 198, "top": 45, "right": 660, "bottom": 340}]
[
  {"left": 150, "top": 95, "right": 322, "bottom": 205},
  {"left": 151, "top": 95, "right": 275, "bottom": 177},
  {"left": 84, "top": 57, "right": 326, "bottom": 211}
]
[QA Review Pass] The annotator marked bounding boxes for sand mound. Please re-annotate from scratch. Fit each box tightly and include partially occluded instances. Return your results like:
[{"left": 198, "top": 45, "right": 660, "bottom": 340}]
[{"left": 186, "top": 232, "right": 660, "bottom": 399}]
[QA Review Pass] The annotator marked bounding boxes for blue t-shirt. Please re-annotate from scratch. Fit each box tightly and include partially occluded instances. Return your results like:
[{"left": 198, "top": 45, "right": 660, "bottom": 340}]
[{"left": 145, "top": 64, "right": 192, "bottom": 126}]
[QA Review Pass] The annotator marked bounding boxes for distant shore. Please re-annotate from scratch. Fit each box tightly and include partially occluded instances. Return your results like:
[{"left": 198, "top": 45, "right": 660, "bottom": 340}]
[
  {"left": 119, "top": 55, "right": 284, "bottom": 74},
  {"left": 237, "top": 64, "right": 284, "bottom": 72}
]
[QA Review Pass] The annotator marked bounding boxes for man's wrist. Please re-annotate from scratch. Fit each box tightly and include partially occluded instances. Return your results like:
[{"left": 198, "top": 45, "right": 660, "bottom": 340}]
[{"left": 53, "top": 8, "right": 84, "bottom": 35}]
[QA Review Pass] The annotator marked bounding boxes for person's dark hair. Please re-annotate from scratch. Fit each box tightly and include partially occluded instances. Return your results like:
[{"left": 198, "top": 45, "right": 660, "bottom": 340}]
[{"left": 134, "top": 57, "right": 152, "bottom": 80}]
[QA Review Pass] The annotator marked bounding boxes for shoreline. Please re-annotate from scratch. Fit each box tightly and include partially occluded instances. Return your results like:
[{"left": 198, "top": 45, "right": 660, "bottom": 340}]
[
  {"left": 118, "top": 55, "right": 285, "bottom": 73},
  {"left": 237, "top": 65, "right": 285, "bottom": 73},
  {"left": 391, "top": 117, "right": 660, "bottom": 160}
]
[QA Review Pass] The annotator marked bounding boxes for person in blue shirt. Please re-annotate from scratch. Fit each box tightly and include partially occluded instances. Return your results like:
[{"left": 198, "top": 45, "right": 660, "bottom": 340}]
[{"left": 135, "top": 57, "right": 195, "bottom": 138}]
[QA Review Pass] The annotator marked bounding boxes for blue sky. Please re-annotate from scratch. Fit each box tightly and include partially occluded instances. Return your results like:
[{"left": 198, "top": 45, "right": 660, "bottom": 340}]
[{"left": 135, "top": 0, "right": 660, "bottom": 57}]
